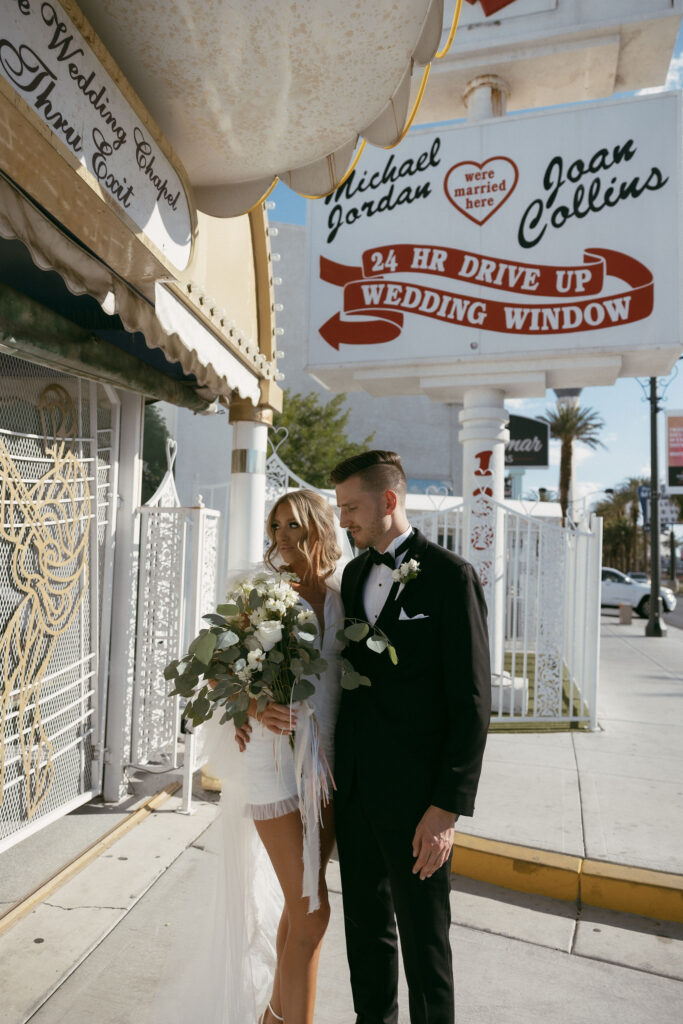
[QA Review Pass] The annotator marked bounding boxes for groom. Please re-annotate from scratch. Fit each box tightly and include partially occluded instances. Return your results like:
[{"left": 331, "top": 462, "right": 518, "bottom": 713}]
[{"left": 331, "top": 449, "right": 491, "bottom": 1024}]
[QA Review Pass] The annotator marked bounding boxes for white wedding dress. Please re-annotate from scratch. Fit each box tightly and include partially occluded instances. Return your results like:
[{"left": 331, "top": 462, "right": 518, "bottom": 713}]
[{"left": 190, "top": 574, "right": 345, "bottom": 1024}]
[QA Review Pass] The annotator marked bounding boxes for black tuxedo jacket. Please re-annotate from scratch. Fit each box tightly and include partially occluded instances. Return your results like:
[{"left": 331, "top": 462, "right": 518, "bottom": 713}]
[{"left": 335, "top": 529, "right": 491, "bottom": 824}]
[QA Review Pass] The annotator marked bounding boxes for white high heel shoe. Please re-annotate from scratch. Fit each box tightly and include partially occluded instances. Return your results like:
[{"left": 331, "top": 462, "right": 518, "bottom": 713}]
[{"left": 259, "top": 1002, "right": 284, "bottom": 1024}]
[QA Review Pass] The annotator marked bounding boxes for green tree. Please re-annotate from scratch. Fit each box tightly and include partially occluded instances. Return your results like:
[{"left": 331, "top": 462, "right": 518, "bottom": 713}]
[
  {"left": 142, "top": 403, "right": 172, "bottom": 503},
  {"left": 540, "top": 403, "right": 605, "bottom": 525},
  {"left": 273, "top": 390, "right": 374, "bottom": 488}
]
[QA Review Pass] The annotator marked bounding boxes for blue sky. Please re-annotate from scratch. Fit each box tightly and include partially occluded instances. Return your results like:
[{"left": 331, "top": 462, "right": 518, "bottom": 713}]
[{"left": 269, "top": 26, "right": 683, "bottom": 518}]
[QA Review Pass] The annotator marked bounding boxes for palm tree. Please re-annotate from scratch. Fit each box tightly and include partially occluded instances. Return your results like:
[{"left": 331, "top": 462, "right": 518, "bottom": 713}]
[
  {"left": 594, "top": 489, "right": 634, "bottom": 571},
  {"left": 619, "top": 476, "right": 649, "bottom": 571},
  {"left": 540, "top": 403, "right": 605, "bottom": 525}
]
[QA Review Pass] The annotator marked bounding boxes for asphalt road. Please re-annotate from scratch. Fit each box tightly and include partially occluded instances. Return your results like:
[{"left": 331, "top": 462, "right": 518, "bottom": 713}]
[{"left": 664, "top": 602, "right": 683, "bottom": 631}]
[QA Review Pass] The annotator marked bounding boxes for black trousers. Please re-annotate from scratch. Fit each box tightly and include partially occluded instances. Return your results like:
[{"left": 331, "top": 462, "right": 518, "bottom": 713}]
[{"left": 335, "top": 780, "right": 455, "bottom": 1024}]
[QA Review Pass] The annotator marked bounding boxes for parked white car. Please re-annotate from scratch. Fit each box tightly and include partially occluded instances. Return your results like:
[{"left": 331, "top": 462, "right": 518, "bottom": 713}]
[{"left": 601, "top": 567, "right": 677, "bottom": 618}]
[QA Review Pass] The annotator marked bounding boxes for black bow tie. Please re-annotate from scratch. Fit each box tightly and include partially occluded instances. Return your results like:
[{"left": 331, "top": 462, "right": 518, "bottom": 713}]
[{"left": 369, "top": 532, "right": 414, "bottom": 570}]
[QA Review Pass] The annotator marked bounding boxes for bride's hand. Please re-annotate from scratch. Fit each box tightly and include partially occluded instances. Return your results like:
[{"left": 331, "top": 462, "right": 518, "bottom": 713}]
[
  {"left": 259, "top": 701, "right": 298, "bottom": 736},
  {"left": 233, "top": 721, "right": 252, "bottom": 752}
]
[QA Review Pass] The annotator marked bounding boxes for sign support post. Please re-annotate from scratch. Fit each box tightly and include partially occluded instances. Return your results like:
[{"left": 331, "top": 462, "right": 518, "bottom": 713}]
[{"left": 646, "top": 377, "right": 666, "bottom": 637}]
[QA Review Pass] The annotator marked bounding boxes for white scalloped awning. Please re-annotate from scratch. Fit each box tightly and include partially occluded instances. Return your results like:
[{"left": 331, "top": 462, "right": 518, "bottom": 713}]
[
  {"left": 78, "top": 0, "right": 445, "bottom": 216},
  {"left": 0, "top": 176, "right": 260, "bottom": 403}
]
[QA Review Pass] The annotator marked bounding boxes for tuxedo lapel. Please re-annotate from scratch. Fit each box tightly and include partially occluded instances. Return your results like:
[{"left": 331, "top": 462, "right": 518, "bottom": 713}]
[
  {"left": 375, "top": 528, "right": 428, "bottom": 633},
  {"left": 346, "top": 550, "right": 373, "bottom": 621}
]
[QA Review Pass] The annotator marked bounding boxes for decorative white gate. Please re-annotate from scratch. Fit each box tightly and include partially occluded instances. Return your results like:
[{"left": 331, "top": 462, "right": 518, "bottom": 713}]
[
  {"left": 265, "top": 445, "right": 602, "bottom": 729},
  {"left": 0, "top": 355, "right": 118, "bottom": 851},
  {"left": 131, "top": 441, "right": 220, "bottom": 769}
]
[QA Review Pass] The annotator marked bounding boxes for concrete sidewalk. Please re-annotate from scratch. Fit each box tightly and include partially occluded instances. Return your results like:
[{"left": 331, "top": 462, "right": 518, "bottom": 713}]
[
  {"left": 457, "top": 615, "right": 683, "bottom": 876},
  {"left": 1, "top": 615, "right": 682, "bottom": 1023}
]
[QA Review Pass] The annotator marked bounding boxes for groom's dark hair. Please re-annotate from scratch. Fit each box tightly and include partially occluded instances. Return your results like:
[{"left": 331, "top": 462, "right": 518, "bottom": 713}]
[{"left": 330, "top": 450, "right": 407, "bottom": 502}]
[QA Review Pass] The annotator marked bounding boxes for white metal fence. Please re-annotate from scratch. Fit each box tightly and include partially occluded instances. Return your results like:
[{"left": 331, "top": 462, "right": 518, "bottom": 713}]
[
  {"left": 0, "top": 357, "right": 118, "bottom": 852},
  {"left": 265, "top": 446, "right": 602, "bottom": 729},
  {"left": 414, "top": 501, "right": 602, "bottom": 728},
  {"left": 132, "top": 443, "right": 220, "bottom": 773}
]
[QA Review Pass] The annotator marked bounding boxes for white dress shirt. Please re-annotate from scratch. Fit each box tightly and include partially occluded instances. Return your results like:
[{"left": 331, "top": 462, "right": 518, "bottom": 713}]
[{"left": 363, "top": 526, "right": 414, "bottom": 625}]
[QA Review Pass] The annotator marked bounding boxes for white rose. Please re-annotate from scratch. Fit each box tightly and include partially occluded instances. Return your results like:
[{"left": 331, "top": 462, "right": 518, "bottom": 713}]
[
  {"left": 255, "top": 620, "right": 283, "bottom": 651},
  {"left": 247, "top": 648, "right": 265, "bottom": 669}
]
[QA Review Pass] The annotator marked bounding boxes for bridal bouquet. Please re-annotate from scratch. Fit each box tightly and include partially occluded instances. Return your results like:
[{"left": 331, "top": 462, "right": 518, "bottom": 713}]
[{"left": 165, "top": 569, "right": 328, "bottom": 732}]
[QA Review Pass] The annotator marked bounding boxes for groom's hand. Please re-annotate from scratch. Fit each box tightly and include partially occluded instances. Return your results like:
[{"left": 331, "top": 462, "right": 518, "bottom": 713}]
[{"left": 411, "top": 805, "right": 458, "bottom": 880}]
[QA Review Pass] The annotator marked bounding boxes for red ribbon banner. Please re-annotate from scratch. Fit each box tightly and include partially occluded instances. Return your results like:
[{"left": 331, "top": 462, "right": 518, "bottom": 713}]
[{"left": 318, "top": 247, "right": 653, "bottom": 350}]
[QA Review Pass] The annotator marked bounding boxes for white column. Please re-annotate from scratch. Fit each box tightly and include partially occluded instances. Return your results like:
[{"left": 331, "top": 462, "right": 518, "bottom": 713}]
[
  {"left": 103, "top": 391, "right": 144, "bottom": 802},
  {"left": 458, "top": 76, "right": 511, "bottom": 679},
  {"left": 463, "top": 74, "right": 509, "bottom": 120},
  {"left": 227, "top": 399, "right": 271, "bottom": 572},
  {"left": 459, "top": 390, "right": 508, "bottom": 674},
  {"left": 200, "top": 399, "right": 270, "bottom": 795}
]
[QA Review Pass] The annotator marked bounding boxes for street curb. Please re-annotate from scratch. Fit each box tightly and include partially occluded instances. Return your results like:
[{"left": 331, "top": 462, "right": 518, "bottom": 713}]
[{"left": 451, "top": 834, "right": 683, "bottom": 924}]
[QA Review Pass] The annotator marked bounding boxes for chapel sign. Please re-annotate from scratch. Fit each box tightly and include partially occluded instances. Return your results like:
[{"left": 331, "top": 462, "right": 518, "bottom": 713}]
[
  {"left": 0, "top": 0, "right": 193, "bottom": 271},
  {"left": 307, "top": 92, "right": 681, "bottom": 392}
]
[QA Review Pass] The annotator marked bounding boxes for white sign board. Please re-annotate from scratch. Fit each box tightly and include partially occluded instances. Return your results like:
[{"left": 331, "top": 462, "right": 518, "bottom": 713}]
[
  {"left": 0, "top": 0, "right": 193, "bottom": 270},
  {"left": 666, "top": 410, "right": 683, "bottom": 495},
  {"left": 307, "top": 93, "right": 681, "bottom": 397}
]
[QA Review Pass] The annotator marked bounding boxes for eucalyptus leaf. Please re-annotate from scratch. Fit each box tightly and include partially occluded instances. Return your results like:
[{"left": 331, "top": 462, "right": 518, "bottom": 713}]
[
  {"left": 291, "top": 678, "right": 315, "bottom": 701},
  {"left": 215, "top": 647, "right": 240, "bottom": 664},
  {"left": 215, "top": 629, "right": 239, "bottom": 650},
  {"left": 216, "top": 603, "right": 239, "bottom": 617},
  {"left": 341, "top": 672, "right": 360, "bottom": 690},
  {"left": 345, "top": 622, "right": 370, "bottom": 642},
  {"left": 203, "top": 613, "right": 228, "bottom": 627},
  {"left": 388, "top": 645, "right": 399, "bottom": 666},
  {"left": 336, "top": 629, "right": 349, "bottom": 645},
  {"left": 163, "top": 660, "right": 179, "bottom": 680},
  {"left": 233, "top": 691, "right": 250, "bottom": 712},
  {"left": 194, "top": 632, "right": 218, "bottom": 666},
  {"left": 306, "top": 657, "right": 328, "bottom": 675},
  {"left": 290, "top": 658, "right": 305, "bottom": 677},
  {"left": 366, "top": 636, "right": 387, "bottom": 654},
  {"left": 187, "top": 632, "right": 206, "bottom": 657},
  {"left": 261, "top": 664, "right": 276, "bottom": 684},
  {"left": 233, "top": 710, "right": 249, "bottom": 728},
  {"left": 169, "top": 679, "right": 197, "bottom": 698},
  {"left": 269, "top": 649, "right": 284, "bottom": 664},
  {"left": 249, "top": 589, "right": 263, "bottom": 609}
]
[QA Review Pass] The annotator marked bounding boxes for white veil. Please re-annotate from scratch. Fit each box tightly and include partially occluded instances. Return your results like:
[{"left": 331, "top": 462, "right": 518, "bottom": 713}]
[{"left": 166, "top": 507, "right": 353, "bottom": 1023}]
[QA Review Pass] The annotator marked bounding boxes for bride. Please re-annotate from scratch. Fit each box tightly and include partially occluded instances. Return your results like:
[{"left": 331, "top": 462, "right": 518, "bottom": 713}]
[{"left": 213, "top": 489, "right": 347, "bottom": 1024}]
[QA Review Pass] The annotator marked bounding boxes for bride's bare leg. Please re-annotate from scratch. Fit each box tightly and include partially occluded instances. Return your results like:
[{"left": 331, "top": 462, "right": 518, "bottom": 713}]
[
  {"left": 268, "top": 907, "right": 289, "bottom": 1019},
  {"left": 256, "top": 802, "right": 336, "bottom": 1024}
]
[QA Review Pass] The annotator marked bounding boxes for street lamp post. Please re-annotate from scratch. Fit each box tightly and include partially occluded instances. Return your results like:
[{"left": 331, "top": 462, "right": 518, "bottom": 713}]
[{"left": 646, "top": 377, "right": 666, "bottom": 637}]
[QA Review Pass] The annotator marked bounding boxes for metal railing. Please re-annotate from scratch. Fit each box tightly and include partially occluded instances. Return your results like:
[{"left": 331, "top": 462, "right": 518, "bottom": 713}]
[{"left": 416, "top": 500, "right": 602, "bottom": 728}]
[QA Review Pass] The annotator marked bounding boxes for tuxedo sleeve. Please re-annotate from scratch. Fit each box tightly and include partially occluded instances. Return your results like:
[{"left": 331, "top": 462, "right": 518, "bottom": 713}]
[{"left": 432, "top": 561, "right": 491, "bottom": 817}]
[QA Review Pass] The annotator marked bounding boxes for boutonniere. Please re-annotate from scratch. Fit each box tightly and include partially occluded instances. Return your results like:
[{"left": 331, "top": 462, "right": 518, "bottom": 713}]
[{"left": 392, "top": 558, "right": 420, "bottom": 584}]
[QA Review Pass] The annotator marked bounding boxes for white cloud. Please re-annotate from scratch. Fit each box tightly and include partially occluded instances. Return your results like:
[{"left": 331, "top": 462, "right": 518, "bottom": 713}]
[
  {"left": 505, "top": 397, "right": 548, "bottom": 414},
  {"left": 548, "top": 439, "right": 597, "bottom": 468},
  {"left": 666, "top": 50, "right": 683, "bottom": 89},
  {"left": 636, "top": 50, "right": 683, "bottom": 96}
]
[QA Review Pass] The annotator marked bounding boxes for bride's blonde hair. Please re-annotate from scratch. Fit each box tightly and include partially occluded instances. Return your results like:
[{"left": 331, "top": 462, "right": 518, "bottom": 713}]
[{"left": 265, "top": 489, "right": 341, "bottom": 582}]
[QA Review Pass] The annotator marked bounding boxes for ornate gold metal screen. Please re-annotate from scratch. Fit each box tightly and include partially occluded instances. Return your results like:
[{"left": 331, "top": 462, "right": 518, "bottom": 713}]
[{"left": 0, "top": 356, "right": 116, "bottom": 849}]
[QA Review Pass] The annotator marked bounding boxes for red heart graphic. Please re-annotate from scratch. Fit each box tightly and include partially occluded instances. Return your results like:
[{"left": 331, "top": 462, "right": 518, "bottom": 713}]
[{"left": 443, "top": 157, "right": 519, "bottom": 225}]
